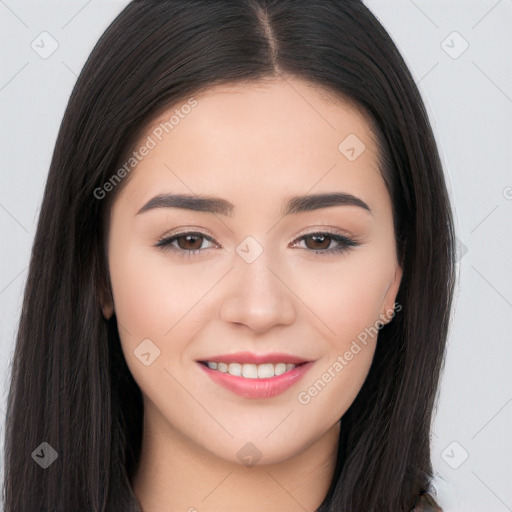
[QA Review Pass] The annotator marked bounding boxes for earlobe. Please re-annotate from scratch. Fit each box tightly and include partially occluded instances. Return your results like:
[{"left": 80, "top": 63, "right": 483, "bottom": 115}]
[
  {"left": 97, "top": 278, "right": 115, "bottom": 320},
  {"left": 101, "top": 301, "right": 114, "bottom": 320},
  {"left": 380, "top": 264, "right": 403, "bottom": 323}
]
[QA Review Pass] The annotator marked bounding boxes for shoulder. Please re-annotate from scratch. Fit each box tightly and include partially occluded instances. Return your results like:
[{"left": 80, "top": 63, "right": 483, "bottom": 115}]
[{"left": 410, "top": 491, "right": 443, "bottom": 511}]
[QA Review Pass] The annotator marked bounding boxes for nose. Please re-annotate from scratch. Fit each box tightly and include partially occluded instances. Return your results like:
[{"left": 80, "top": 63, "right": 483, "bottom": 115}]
[{"left": 220, "top": 252, "right": 296, "bottom": 334}]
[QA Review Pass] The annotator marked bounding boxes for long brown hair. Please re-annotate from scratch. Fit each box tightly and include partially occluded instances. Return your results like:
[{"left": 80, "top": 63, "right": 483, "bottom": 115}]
[{"left": 3, "top": 1, "right": 455, "bottom": 510}]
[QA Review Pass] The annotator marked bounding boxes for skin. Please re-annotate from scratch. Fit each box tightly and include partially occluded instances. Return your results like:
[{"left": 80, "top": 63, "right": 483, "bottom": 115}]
[{"left": 102, "top": 76, "right": 402, "bottom": 512}]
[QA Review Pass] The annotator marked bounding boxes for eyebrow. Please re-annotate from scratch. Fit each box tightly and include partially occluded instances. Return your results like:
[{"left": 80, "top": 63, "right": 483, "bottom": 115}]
[{"left": 136, "top": 192, "right": 372, "bottom": 217}]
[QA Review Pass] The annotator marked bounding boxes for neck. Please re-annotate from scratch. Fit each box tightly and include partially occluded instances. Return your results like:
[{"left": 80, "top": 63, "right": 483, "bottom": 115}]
[{"left": 131, "top": 400, "right": 340, "bottom": 512}]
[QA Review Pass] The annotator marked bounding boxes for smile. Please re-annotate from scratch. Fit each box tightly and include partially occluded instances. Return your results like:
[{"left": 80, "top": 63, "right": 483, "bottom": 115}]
[
  {"left": 196, "top": 352, "right": 314, "bottom": 398},
  {"left": 201, "top": 361, "right": 297, "bottom": 379}
]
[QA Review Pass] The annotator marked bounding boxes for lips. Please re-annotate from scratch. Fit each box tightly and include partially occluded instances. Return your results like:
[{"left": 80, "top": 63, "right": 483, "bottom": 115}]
[{"left": 196, "top": 352, "right": 314, "bottom": 399}]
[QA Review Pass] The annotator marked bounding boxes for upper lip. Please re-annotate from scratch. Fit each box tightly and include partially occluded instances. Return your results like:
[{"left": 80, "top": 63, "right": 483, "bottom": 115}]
[{"left": 198, "top": 351, "right": 312, "bottom": 365}]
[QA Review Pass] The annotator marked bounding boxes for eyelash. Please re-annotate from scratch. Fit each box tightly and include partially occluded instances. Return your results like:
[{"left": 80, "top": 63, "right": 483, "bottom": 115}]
[{"left": 155, "top": 230, "right": 360, "bottom": 258}]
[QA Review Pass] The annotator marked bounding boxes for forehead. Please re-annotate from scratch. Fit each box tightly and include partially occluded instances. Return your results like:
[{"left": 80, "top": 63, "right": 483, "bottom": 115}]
[
  {"left": 116, "top": 77, "right": 386, "bottom": 215},
  {"left": 146, "top": 77, "right": 375, "bottom": 153}
]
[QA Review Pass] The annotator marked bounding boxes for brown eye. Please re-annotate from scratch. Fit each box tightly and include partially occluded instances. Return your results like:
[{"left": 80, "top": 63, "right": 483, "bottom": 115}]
[
  {"left": 155, "top": 231, "right": 217, "bottom": 257},
  {"left": 303, "top": 234, "right": 332, "bottom": 251},
  {"left": 174, "top": 234, "right": 204, "bottom": 251},
  {"left": 292, "top": 232, "right": 359, "bottom": 255}
]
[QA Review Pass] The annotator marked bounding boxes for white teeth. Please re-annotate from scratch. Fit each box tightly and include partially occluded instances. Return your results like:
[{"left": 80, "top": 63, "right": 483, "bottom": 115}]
[
  {"left": 242, "top": 363, "right": 258, "bottom": 378},
  {"left": 257, "top": 363, "right": 274, "bottom": 378},
  {"left": 274, "top": 363, "right": 286, "bottom": 376},
  {"left": 228, "top": 363, "right": 242, "bottom": 376},
  {"left": 204, "top": 361, "right": 298, "bottom": 378}
]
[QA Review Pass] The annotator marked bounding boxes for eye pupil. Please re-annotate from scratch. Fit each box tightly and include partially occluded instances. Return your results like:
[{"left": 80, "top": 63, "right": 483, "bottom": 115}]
[
  {"left": 178, "top": 234, "right": 203, "bottom": 250},
  {"left": 306, "top": 234, "right": 331, "bottom": 250}
]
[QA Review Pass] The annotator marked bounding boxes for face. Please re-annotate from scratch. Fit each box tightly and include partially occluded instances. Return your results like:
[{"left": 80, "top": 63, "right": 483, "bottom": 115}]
[{"left": 104, "top": 76, "right": 402, "bottom": 465}]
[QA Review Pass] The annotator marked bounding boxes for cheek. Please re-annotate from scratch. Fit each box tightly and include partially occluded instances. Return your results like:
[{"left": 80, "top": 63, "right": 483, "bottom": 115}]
[
  {"left": 108, "top": 242, "right": 207, "bottom": 403},
  {"left": 109, "top": 244, "right": 172, "bottom": 338},
  {"left": 109, "top": 239, "right": 211, "bottom": 338},
  {"left": 108, "top": 239, "right": 224, "bottom": 388},
  {"left": 290, "top": 252, "right": 393, "bottom": 344},
  {"left": 289, "top": 250, "right": 392, "bottom": 416}
]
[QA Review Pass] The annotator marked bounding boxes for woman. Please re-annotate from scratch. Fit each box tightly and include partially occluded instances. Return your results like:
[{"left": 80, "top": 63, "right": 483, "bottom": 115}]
[{"left": 2, "top": 1, "right": 455, "bottom": 510}]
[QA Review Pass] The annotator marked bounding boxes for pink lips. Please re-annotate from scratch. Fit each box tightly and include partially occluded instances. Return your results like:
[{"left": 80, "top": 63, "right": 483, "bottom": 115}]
[{"left": 196, "top": 352, "right": 314, "bottom": 399}]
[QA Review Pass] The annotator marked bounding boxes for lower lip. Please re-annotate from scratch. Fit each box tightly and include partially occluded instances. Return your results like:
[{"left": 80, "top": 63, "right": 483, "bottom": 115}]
[{"left": 197, "top": 362, "right": 314, "bottom": 399}]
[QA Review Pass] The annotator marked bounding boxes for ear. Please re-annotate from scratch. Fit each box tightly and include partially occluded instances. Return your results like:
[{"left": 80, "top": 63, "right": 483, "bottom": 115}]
[
  {"left": 97, "top": 278, "right": 114, "bottom": 321},
  {"left": 101, "top": 298, "right": 114, "bottom": 321},
  {"left": 379, "top": 263, "right": 403, "bottom": 324}
]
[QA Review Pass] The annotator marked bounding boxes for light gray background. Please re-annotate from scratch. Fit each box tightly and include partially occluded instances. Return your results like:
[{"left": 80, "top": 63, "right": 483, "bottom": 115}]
[{"left": 1, "top": 1, "right": 511, "bottom": 510}]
